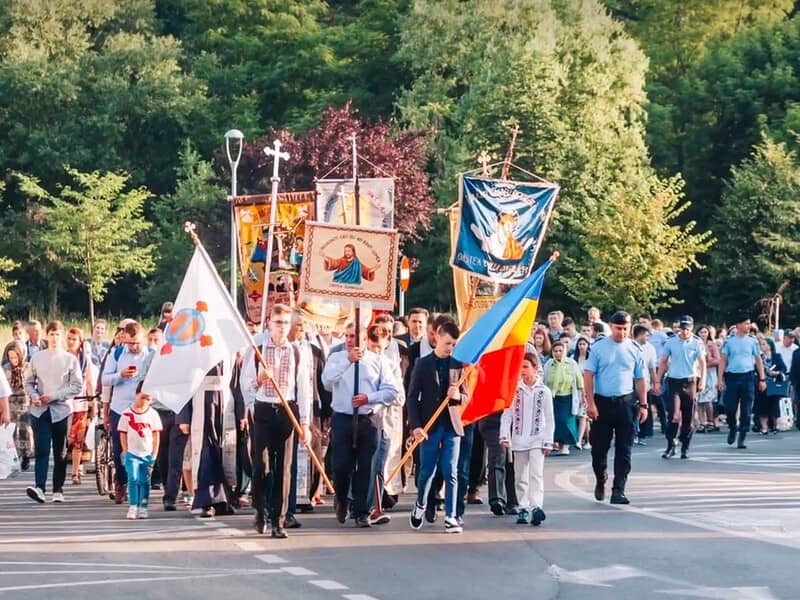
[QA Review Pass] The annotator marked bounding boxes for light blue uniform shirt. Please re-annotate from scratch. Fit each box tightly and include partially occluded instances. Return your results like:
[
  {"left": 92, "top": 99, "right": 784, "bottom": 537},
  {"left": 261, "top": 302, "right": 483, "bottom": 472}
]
[
  {"left": 584, "top": 337, "right": 645, "bottom": 397},
  {"left": 649, "top": 330, "right": 669, "bottom": 360},
  {"left": 663, "top": 335, "right": 705, "bottom": 379},
  {"left": 722, "top": 334, "right": 760, "bottom": 374}
]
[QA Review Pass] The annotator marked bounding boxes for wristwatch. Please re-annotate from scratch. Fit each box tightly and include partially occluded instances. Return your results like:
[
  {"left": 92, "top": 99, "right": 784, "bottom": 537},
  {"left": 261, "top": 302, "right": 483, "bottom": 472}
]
[
  {"left": 759, "top": 378, "right": 766, "bottom": 382},
  {"left": 638, "top": 403, "right": 648, "bottom": 408}
]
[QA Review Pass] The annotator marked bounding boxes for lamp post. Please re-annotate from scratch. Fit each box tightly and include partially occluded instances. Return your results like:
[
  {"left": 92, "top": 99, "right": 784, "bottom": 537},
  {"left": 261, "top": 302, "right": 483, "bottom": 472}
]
[{"left": 225, "top": 128, "right": 244, "bottom": 308}]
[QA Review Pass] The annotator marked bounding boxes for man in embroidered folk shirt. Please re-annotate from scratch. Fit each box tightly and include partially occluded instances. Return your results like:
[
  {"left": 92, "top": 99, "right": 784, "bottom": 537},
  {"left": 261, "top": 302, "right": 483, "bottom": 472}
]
[
  {"left": 321, "top": 322, "right": 400, "bottom": 528},
  {"left": 240, "top": 304, "right": 313, "bottom": 539}
]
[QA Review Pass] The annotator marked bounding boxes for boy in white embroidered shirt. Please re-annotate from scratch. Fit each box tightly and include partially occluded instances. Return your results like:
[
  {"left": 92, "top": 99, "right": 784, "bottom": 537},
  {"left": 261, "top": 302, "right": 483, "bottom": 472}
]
[
  {"left": 500, "top": 352, "right": 554, "bottom": 526},
  {"left": 118, "top": 392, "right": 162, "bottom": 519}
]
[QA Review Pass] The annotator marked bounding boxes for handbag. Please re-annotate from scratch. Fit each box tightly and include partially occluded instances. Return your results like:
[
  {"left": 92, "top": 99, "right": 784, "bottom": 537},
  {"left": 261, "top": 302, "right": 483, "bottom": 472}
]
[{"left": 766, "top": 376, "right": 789, "bottom": 397}]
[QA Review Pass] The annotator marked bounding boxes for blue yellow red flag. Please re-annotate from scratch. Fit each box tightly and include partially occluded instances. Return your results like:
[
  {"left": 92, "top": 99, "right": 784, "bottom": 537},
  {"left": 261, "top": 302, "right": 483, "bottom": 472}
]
[{"left": 453, "top": 257, "right": 555, "bottom": 424}]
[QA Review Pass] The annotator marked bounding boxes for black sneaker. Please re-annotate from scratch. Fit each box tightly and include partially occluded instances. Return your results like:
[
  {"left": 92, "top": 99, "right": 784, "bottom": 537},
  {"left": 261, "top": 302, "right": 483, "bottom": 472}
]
[
  {"left": 662, "top": 440, "right": 675, "bottom": 459},
  {"left": 285, "top": 514, "right": 302, "bottom": 529},
  {"left": 680, "top": 450, "right": 689, "bottom": 459},
  {"left": 409, "top": 503, "right": 425, "bottom": 530},
  {"left": 354, "top": 515, "right": 371, "bottom": 528},
  {"left": 26, "top": 486, "right": 45, "bottom": 504},
  {"left": 424, "top": 503, "right": 437, "bottom": 523},
  {"left": 253, "top": 515, "right": 266, "bottom": 535},
  {"left": 531, "top": 507, "right": 546, "bottom": 526},
  {"left": 610, "top": 492, "right": 630, "bottom": 505},
  {"left": 164, "top": 499, "right": 176, "bottom": 511},
  {"left": 727, "top": 429, "right": 736, "bottom": 445},
  {"left": 335, "top": 499, "right": 348, "bottom": 524},
  {"left": 20, "top": 456, "right": 30, "bottom": 471},
  {"left": 271, "top": 526, "right": 288, "bottom": 539},
  {"left": 490, "top": 501, "right": 506, "bottom": 516}
]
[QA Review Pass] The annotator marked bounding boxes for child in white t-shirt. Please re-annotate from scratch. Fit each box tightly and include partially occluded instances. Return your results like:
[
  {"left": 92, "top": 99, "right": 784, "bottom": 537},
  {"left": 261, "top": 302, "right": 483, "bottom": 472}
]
[
  {"left": 118, "top": 392, "right": 162, "bottom": 519},
  {"left": 499, "top": 352, "right": 554, "bottom": 526}
]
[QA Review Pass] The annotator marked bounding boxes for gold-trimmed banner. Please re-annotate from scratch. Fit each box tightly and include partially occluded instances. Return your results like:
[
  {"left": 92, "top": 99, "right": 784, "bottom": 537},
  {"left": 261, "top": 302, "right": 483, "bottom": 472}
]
[{"left": 299, "top": 222, "right": 398, "bottom": 307}]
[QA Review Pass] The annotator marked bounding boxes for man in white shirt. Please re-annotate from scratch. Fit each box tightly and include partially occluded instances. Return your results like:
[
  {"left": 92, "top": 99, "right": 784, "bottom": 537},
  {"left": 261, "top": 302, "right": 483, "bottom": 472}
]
[
  {"left": 322, "top": 322, "right": 399, "bottom": 528},
  {"left": 240, "top": 304, "right": 312, "bottom": 539},
  {"left": 777, "top": 330, "right": 798, "bottom": 370}
]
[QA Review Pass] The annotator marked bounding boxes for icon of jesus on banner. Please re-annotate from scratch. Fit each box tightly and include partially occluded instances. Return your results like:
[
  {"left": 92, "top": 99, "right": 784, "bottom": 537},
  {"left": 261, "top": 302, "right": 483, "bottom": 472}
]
[{"left": 323, "top": 243, "right": 376, "bottom": 285}]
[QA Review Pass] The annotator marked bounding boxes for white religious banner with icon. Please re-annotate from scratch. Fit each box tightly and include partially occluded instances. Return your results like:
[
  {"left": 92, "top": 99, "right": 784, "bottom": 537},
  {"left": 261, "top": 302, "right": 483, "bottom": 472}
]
[
  {"left": 316, "top": 178, "right": 394, "bottom": 229},
  {"left": 142, "top": 241, "right": 253, "bottom": 413},
  {"left": 299, "top": 221, "right": 399, "bottom": 308}
]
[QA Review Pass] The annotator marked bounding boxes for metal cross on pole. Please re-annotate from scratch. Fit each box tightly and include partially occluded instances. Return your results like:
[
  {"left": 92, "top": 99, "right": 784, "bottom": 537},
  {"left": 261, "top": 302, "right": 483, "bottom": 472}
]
[
  {"left": 259, "top": 139, "right": 290, "bottom": 330},
  {"left": 478, "top": 150, "right": 491, "bottom": 177}
]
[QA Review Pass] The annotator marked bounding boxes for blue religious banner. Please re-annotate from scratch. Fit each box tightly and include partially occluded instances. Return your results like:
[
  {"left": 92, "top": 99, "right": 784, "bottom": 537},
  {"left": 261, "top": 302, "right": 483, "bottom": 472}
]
[{"left": 451, "top": 175, "right": 558, "bottom": 283}]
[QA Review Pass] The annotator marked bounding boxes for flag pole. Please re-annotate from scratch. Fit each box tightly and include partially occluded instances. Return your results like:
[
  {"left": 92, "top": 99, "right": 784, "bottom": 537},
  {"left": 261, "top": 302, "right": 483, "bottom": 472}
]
[
  {"left": 250, "top": 345, "right": 336, "bottom": 495},
  {"left": 352, "top": 134, "right": 361, "bottom": 449},
  {"left": 183, "top": 222, "right": 335, "bottom": 494},
  {"left": 383, "top": 366, "right": 473, "bottom": 490},
  {"left": 259, "top": 140, "right": 290, "bottom": 330}
]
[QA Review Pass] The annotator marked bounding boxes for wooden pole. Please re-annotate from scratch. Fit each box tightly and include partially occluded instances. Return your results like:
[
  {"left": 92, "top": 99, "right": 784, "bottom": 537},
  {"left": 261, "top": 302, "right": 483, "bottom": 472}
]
[
  {"left": 384, "top": 367, "right": 473, "bottom": 490},
  {"left": 251, "top": 343, "right": 336, "bottom": 495},
  {"left": 352, "top": 134, "right": 361, "bottom": 449}
]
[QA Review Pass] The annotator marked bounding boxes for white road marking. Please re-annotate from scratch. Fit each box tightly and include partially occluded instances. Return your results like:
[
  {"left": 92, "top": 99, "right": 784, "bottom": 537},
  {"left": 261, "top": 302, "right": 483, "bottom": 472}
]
[
  {"left": 654, "top": 586, "right": 778, "bottom": 599},
  {"left": 281, "top": 566, "right": 317, "bottom": 576},
  {"left": 254, "top": 554, "right": 289, "bottom": 564},
  {"left": 310, "top": 580, "right": 349, "bottom": 590},
  {"left": 237, "top": 541, "right": 267, "bottom": 552},
  {"left": 547, "top": 564, "right": 644, "bottom": 587},
  {"left": 343, "top": 595, "right": 380, "bottom": 600},
  {"left": 0, "top": 573, "right": 234, "bottom": 592}
]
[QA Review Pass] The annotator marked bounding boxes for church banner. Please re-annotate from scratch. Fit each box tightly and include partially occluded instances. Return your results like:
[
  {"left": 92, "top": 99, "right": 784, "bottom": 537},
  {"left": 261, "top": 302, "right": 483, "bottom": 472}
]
[
  {"left": 316, "top": 178, "right": 394, "bottom": 229},
  {"left": 233, "top": 192, "right": 316, "bottom": 324},
  {"left": 299, "top": 222, "right": 398, "bottom": 307},
  {"left": 451, "top": 175, "right": 558, "bottom": 283}
]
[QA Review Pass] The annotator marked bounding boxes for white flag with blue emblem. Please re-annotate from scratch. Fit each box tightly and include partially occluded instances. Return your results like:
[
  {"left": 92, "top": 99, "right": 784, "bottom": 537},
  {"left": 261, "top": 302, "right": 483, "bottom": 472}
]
[{"left": 141, "top": 243, "right": 253, "bottom": 412}]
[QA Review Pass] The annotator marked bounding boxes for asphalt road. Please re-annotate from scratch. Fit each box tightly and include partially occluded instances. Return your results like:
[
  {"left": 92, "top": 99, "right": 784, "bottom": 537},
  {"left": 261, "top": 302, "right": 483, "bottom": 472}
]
[{"left": 2, "top": 429, "right": 799, "bottom": 599}]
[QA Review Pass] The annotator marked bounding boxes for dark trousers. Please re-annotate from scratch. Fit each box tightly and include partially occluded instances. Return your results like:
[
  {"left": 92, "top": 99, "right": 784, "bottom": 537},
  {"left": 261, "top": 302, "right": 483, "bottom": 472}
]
[
  {"left": 639, "top": 390, "right": 665, "bottom": 438},
  {"left": 590, "top": 395, "right": 636, "bottom": 493},
  {"left": 331, "top": 413, "right": 379, "bottom": 519},
  {"left": 456, "top": 424, "right": 474, "bottom": 518},
  {"left": 478, "top": 412, "right": 517, "bottom": 508},
  {"left": 251, "top": 402, "right": 296, "bottom": 528},
  {"left": 31, "top": 409, "right": 68, "bottom": 493},
  {"left": 724, "top": 372, "right": 756, "bottom": 438},
  {"left": 469, "top": 425, "right": 486, "bottom": 494},
  {"left": 665, "top": 378, "right": 697, "bottom": 449},
  {"left": 110, "top": 411, "right": 127, "bottom": 487},
  {"left": 156, "top": 408, "right": 189, "bottom": 505}
]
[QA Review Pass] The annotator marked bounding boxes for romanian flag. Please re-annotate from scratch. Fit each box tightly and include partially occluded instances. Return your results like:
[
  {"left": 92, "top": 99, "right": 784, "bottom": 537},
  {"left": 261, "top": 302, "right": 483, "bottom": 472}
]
[{"left": 454, "top": 257, "right": 555, "bottom": 425}]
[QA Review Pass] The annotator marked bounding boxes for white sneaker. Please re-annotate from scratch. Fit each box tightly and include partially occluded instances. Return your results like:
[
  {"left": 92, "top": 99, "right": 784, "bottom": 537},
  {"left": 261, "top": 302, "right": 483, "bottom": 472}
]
[
  {"left": 409, "top": 503, "right": 425, "bottom": 530},
  {"left": 52, "top": 492, "right": 64, "bottom": 503},
  {"left": 444, "top": 516, "right": 463, "bottom": 533},
  {"left": 138, "top": 507, "right": 149, "bottom": 519},
  {"left": 558, "top": 447, "right": 570, "bottom": 456},
  {"left": 26, "top": 486, "right": 46, "bottom": 504},
  {"left": 126, "top": 506, "right": 138, "bottom": 520}
]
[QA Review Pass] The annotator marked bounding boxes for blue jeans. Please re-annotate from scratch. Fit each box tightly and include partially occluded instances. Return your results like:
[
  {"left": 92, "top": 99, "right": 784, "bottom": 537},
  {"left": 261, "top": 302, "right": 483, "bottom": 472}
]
[
  {"left": 368, "top": 429, "right": 391, "bottom": 511},
  {"left": 125, "top": 453, "right": 153, "bottom": 508},
  {"left": 416, "top": 424, "right": 460, "bottom": 518},
  {"left": 111, "top": 411, "right": 127, "bottom": 486},
  {"left": 31, "top": 409, "right": 68, "bottom": 492},
  {"left": 456, "top": 425, "right": 474, "bottom": 518}
]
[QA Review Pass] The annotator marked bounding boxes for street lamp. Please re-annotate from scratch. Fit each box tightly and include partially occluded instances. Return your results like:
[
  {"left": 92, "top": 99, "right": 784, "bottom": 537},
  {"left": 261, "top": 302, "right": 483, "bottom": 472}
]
[{"left": 225, "top": 129, "right": 244, "bottom": 308}]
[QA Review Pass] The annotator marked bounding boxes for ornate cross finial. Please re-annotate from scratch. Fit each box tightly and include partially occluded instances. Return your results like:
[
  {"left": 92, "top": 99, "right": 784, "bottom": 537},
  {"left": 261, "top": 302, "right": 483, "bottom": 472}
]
[
  {"left": 264, "top": 139, "right": 290, "bottom": 183},
  {"left": 501, "top": 122, "right": 522, "bottom": 181},
  {"left": 478, "top": 150, "right": 491, "bottom": 177},
  {"left": 184, "top": 221, "right": 199, "bottom": 245}
]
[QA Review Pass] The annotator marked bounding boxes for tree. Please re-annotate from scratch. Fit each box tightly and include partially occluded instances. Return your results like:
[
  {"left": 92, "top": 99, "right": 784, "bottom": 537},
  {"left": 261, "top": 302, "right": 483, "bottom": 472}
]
[
  {"left": 704, "top": 137, "right": 800, "bottom": 321},
  {"left": 144, "top": 144, "right": 229, "bottom": 308},
  {"left": 236, "top": 102, "right": 435, "bottom": 241},
  {"left": 16, "top": 167, "right": 156, "bottom": 324},
  {"left": 397, "top": 0, "right": 711, "bottom": 313}
]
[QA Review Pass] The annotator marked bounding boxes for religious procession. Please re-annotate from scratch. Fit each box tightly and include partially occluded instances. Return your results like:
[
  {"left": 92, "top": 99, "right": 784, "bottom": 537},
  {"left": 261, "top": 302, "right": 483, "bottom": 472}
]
[{"left": 1, "top": 132, "right": 795, "bottom": 549}]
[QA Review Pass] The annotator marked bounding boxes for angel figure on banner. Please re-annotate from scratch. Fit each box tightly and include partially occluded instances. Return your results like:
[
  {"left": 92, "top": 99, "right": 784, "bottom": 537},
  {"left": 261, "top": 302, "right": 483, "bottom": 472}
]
[
  {"left": 471, "top": 210, "right": 529, "bottom": 261},
  {"left": 322, "top": 243, "right": 376, "bottom": 285}
]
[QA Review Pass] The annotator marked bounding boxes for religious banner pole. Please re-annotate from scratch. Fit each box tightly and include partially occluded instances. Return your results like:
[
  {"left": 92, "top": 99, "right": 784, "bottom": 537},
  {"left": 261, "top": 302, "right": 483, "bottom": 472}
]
[
  {"left": 352, "top": 133, "right": 361, "bottom": 449},
  {"left": 259, "top": 140, "right": 290, "bottom": 330}
]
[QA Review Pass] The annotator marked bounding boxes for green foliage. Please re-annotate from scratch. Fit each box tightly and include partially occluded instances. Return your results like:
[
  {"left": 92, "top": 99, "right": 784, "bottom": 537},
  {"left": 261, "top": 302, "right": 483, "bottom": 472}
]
[
  {"left": 15, "top": 167, "right": 155, "bottom": 322},
  {"left": 704, "top": 137, "right": 800, "bottom": 319},
  {"left": 398, "top": 0, "right": 710, "bottom": 313},
  {"left": 562, "top": 175, "right": 713, "bottom": 311},
  {"left": 143, "top": 144, "right": 229, "bottom": 309}
]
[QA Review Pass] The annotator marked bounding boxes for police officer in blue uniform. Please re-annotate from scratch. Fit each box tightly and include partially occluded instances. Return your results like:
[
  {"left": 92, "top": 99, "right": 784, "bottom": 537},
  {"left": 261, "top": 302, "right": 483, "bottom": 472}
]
[
  {"left": 584, "top": 311, "right": 648, "bottom": 505},
  {"left": 717, "top": 315, "right": 766, "bottom": 449},
  {"left": 654, "top": 315, "right": 707, "bottom": 460}
]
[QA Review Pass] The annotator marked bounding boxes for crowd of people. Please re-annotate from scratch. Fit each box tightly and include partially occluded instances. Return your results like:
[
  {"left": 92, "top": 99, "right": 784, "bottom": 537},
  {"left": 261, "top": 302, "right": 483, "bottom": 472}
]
[{"left": 0, "top": 303, "right": 797, "bottom": 537}]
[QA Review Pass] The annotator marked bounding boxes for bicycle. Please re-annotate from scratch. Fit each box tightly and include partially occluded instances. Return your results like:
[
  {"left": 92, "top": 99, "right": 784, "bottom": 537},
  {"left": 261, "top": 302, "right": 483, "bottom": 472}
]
[{"left": 94, "top": 419, "right": 116, "bottom": 499}]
